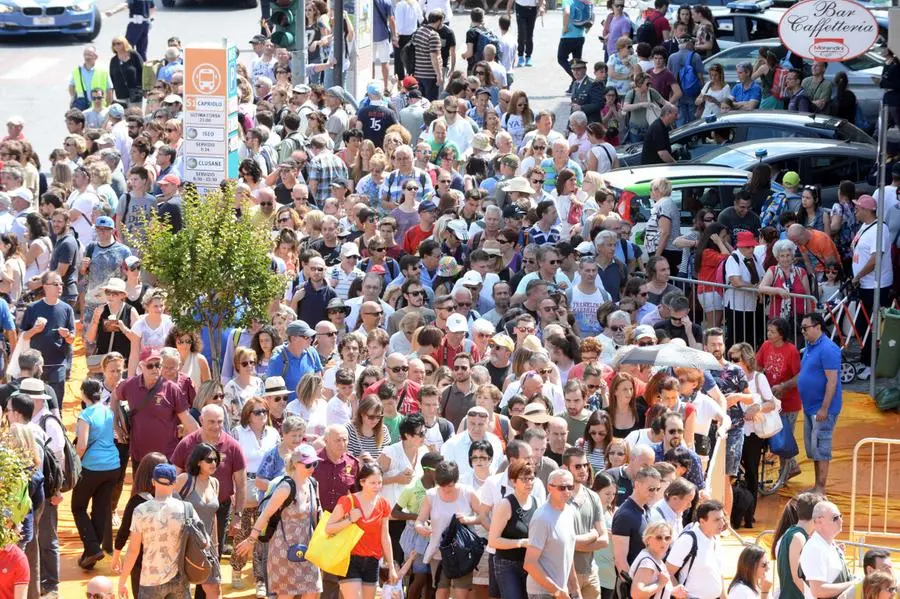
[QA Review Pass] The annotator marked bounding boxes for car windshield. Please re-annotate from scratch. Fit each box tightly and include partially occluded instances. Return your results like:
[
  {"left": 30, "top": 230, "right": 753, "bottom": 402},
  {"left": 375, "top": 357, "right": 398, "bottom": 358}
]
[{"left": 834, "top": 121, "right": 877, "bottom": 144}]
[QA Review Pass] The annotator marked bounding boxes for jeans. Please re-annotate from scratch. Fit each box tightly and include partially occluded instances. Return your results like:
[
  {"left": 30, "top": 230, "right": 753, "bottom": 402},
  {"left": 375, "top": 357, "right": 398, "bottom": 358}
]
[
  {"left": 46, "top": 380, "right": 65, "bottom": 410},
  {"left": 493, "top": 556, "right": 528, "bottom": 599},
  {"left": 677, "top": 95, "right": 698, "bottom": 127},
  {"left": 125, "top": 21, "right": 151, "bottom": 61},
  {"left": 857, "top": 286, "right": 891, "bottom": 367},
  {"left": 25, "top": 502, "right": 42, "bottom": 599},
  {"left": 38, "top": 501, "right": 59, "bottom": 592},
  {"left": 418, "top": 77, "right": 440, "bottom": 101},
  {"left": 138, "top": 574, "right": 190, "bottom": 599},
  {"left": 72, "top": 467, "right": 120, "bottom": 556},
  {"left": 557, "top": 37, "right": 585, "bottom": 80},
  {"left": 515, "top": 4, "right": 538, "bottom": 58}
]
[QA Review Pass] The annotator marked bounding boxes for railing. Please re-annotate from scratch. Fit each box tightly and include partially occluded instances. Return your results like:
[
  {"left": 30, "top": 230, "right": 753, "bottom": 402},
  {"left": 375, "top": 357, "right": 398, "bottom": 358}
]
[
  {"left": 668, "top": 274, "right": 820, "bottom": 349},
  {"left": 850, "top": 438, "right": 900, "bottom": 548}
]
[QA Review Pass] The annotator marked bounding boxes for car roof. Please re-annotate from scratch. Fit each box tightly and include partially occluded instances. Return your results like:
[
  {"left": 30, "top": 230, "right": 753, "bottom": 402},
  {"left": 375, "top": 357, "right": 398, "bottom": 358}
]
[
  {"left": 710, "top": 5, "right": 785, "bottom": 17},
  {"left": 602, "top": 164, "right": 752, "bottom": 189},
  {"left": 670, "top": 111, "right": 846, "bottom": 135},
  {"left": 697, "top": 139, "right": 877, "bottom": 167}
]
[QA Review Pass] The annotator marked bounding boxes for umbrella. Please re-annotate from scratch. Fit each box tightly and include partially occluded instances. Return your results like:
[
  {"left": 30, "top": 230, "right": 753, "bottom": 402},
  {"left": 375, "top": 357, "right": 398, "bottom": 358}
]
[{"left": 615, "top": 343, "right": 724, "bottom": 371}]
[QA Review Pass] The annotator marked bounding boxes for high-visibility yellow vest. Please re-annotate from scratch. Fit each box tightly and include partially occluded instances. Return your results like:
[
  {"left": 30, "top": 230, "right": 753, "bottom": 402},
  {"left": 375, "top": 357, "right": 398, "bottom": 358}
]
[{"left": 72, "top": 66, "right": 109, "bottom": 97}]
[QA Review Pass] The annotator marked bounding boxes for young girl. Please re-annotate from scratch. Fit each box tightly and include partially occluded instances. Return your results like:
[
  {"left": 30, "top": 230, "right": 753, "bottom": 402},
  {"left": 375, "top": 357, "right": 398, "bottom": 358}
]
[{"left": 380, "top": 552, "right": 418, "bottom": 599}]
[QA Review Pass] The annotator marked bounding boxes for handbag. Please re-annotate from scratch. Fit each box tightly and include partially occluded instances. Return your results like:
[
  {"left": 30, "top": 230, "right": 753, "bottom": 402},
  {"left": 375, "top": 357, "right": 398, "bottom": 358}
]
[
  {"left": 768, "top": 413, "right": 798, "bottom": 458},
  {"left": 87, "top": 305, "right": 124, "bottom": 374},
  {"left": 305, "top": 494, "right": 365, "bottom": 576},
  {"left": 285, "top": 479, "right": 318, "bottom": 563},
  {"left": 6, "top": 337, "right": 29, "bottom": 380},
  {"left": 752, "top": 373, "right": 783, "bottom": 439}
]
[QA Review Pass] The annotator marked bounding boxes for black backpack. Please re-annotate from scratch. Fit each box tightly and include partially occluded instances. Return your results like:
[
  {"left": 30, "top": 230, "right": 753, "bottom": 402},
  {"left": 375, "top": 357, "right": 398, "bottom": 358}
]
[
  {"left": 666, "top": 528, "right": 699, "bottom": 584},
  {"left": 41, "top": 437, "right": 64, "bottom": 498},
  {"left": 439, "top": 515, "right": 485, "bottom": 579},
  {"left": 257, "top": 476, "right": 298, "bottom": 542},
  {"left": 39, "top": 413, "right": 82, "bottom": 493},
  {"left": 635, "top": 13, "right": 664, "bottom": 46}
]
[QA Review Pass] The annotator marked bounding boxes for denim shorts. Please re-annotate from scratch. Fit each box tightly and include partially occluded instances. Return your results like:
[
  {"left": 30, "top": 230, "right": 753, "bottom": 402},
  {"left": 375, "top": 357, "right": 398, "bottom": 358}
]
[
  {"left": 342, "top": 555, "right": 380, "bottom": 585},
  {"left": 138, "top": 574, "right": 189, "bottom": 599},
  {"left": 725, "top": 426, "right": 745, "bottom": 477},
  {"left": 803, "top": 412, "right": 838, "bottom": 461}
]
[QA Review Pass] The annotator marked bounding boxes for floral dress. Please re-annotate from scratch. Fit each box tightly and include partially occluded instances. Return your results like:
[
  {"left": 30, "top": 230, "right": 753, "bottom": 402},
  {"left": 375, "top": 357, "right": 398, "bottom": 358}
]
[{"left": 267, "top": 479, "right": 322, "bottom": 595}]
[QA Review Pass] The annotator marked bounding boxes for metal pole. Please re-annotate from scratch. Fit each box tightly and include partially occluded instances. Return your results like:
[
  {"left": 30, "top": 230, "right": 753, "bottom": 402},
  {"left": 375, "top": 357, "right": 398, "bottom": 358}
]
[
  {"left": 290, "top": 0, "right": 306, "bottom": 83},
  {"left": 869, "top": 104, "right": 889, "bottom": 398},
  {"left": 333, "top": 0, "right": 345, "bottom": 87}
]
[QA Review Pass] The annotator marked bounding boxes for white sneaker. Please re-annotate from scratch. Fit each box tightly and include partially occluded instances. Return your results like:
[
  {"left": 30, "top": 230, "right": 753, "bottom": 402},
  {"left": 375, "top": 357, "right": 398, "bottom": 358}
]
[
  {"left": 256, "top": 580, "right": 267, "bottom": 598},
  {"left": 231, "top": 569, "right": 245, "bottom": 589},
  {"left": 857, "top": 366, "right": 872, "bottom": 380}
]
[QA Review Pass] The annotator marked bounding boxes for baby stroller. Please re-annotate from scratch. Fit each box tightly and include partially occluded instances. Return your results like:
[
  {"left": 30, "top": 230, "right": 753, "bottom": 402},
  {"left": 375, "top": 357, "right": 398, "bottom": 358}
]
[{"left": 821, "top": 281, "right": 873, "bottom": 384}]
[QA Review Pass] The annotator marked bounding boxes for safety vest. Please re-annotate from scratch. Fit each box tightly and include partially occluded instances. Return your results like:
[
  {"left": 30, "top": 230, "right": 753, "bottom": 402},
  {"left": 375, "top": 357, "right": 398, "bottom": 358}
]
[{"left": 72, "top": 66, "right": 110, "bottom": 99}]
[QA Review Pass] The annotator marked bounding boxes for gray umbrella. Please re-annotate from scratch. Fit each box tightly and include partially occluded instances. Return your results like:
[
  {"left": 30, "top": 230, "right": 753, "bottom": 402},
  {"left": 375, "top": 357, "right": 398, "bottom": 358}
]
[{"left": 615, "top": 343, "right": 724, "bottom": 371}]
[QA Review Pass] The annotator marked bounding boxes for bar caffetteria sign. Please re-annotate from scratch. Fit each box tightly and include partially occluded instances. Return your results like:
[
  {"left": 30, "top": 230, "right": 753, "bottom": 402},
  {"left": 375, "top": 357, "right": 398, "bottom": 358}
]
[{"left": 778, "top": 0, "right": 878, "bottom": 61}]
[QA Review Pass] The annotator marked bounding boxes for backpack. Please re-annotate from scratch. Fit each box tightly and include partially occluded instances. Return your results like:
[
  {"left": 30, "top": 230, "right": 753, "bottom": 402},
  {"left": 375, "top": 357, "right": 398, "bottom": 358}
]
[
  {"left": 635, "top": 13, "right": 664, "bottom": 46},
  {"left": 665, "top": 528, "right": 699, "bottom": 584},
  {"left": 569, "top": 0, "right": 595, "bottom": 28},
  {"left": 471, "top": 26, "right": 502, "bottom": 64},
  {"left": 257, "top": 475, "right": 298, "bottom": 542},
  {"left": 178, "top": 500, "right": 217, "bottom": 585},
  {"left": 277, "top": 133, "right": 306, "bottom": 163},
  {"left": 438, "top": 514, "right": 486, "bottom": 579},
  {"left": 678, "top": 52, "right": 702, "bottom": 98},
  {"left": 41, "top": 437, "right": 64, "bottom": 498},
  {"left": 39, "top": 413, "right": 82, "bottom": 493},
  {"left": 712, "top": 253, "right": 739, "bottom": 296}
]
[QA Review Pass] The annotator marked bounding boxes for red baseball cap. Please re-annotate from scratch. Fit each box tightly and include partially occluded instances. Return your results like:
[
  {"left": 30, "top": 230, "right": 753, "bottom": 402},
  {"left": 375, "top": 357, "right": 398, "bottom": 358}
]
[
  {"left": 401, "top": 76, "right": 418, "bottom": 89},
  {"left": 160, "top": 173, "right": 181, "bottom": 186},
  {"left": 140, "top": 347, "right": 162, "bottom": 362}
]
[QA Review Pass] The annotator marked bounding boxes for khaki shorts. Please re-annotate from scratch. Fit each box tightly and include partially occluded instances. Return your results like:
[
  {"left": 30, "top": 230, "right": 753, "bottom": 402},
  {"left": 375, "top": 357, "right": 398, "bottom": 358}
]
[{"left": 430, "top": 558, "right": 474, "bottom": 590}]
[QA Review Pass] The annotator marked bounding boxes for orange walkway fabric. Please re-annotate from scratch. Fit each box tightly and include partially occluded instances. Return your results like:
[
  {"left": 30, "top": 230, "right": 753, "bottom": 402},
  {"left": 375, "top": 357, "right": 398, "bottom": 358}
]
[{"left": 53, "top": 333, "right": 900, "bottom": 595}]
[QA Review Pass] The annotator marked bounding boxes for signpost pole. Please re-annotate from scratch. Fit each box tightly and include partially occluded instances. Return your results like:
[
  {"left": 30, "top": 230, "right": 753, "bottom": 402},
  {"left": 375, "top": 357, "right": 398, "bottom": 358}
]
[
  {"left": 291, "top": 1, "right": 306, "bottom": 83},
  {"left": 869, "top": 104, "right": 889, "bottom": 399},
  {"left": 333, "top": 0, "right": 345, "bottom": 87}
]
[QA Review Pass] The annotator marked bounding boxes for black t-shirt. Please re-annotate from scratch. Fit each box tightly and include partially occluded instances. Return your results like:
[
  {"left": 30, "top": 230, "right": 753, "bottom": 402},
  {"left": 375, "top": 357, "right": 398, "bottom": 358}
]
[
  {"left": 654, "top": 319, "right": 703, "bottom": 345},
  {"left": 610, "top": 496, "right": 650, "bottom": 566},
  {"left": 357, "top": 104, "right": 399, "bottom": 149},
  {"left": 717, "top": 206, "right": 762, "bottom": 240},
  {"left": 0, "top": 378, "right": 59, "bottom": 413},
  {"left": 274, "top": 181, "right": 293, "bottom": 206},
  {"left": 50, "top": 233, "right": 79, "bottom": 299},
  {"left": 309, "top": 238, "right": 341, "bottom": 266},
  {"left": 641, "top": 119, "right": 672, "bottom": 165},
  {"left": 604, "top": 464, "right": 633, "bottom": 507},
  {"left": 437, "top": 25, "right": 456, "bottom": 70},
  {"left": 483, "top": 360, "right": 510, "bottom": 390}
]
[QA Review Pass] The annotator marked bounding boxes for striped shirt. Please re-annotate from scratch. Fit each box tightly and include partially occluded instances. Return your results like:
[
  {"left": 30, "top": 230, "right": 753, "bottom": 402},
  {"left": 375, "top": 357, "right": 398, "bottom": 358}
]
[
  {"left": 346, "top": 422, "right": 394, "bottom": 460},
  {"left": 328, "top": 264, "right": 365, "bottom": 300},
  {"left": 412, "top": 25, "right": 441, "bottom": 79}
]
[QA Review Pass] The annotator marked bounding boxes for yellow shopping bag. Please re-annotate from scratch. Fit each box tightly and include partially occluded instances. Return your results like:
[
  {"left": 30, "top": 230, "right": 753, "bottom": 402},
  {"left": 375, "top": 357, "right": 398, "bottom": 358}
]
[{"left": 305, "top": 511, "right": 365, "bottom": 576}]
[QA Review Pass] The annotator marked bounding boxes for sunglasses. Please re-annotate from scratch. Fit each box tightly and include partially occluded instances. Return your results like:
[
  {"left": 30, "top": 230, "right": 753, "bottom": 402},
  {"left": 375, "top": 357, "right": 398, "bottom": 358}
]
[
  {"left": 372, "top": 247, "right": 386, "bottom": 252},
  {"left": 252, "top": 409, "right": 269, "bottom": 416},
  {"left": 654, "top": 534, "right": 672, "bottom": 541},
  {"left": 572, "top": 463, "right": 590, "bottom": 470},
  {"left": 667, "top": 428, "right": 685, "bottom": 435},
  {"left": 608, "top": 325, "right": 625, "bottom": 332},
  {"left": 366, "top": 412, "right": 383, "bottom": 420},
  {"left": 144, "top": 362, "right": 162, "bottom": 370},
  {"left": 390, "top": 365, "right": 409, "bottom": 373},
  {"left": 408, "top": 290, "right": 426, "bottom": 297},
  {"left": 241, "top": 360, "right": 257, "bottom": 367},
  {"left": 454, "top": 365, "right": 470, "bottom": 371},
  {"left": 405, "top": 186, "right": 419, "bottom": 192},
  {"left": 303, "top": 460, "right": 319, "bottom": 469},
  {"left": 467, "top": 410, "right": 488, "bottom": 418},
  {"left": 202, "top": 457, "right": 219, "bottom": 464},
  {"left": 457, "top": 301, "right": 473, "bottom": 308},
  {"left": 550, "top": 484, "right": 574, "bottom": 491}
]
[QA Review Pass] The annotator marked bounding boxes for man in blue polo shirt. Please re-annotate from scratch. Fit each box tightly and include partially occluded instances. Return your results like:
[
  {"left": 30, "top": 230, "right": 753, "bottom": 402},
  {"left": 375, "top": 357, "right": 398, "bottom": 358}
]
[
  {"left": 798, "top": 312, "right": 841, "bottom": 494},
  {"left": 267, "top": 320, "right": 323, "bottom": 400},
  {"left": 293, "top": 255, "right": 337, "bottom": 325}
]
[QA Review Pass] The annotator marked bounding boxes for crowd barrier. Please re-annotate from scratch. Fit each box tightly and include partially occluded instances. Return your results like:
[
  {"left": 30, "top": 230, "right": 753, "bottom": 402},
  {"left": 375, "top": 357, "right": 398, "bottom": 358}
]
[{"left": 850, "top": 438, "right": 900, "bottom": 548}]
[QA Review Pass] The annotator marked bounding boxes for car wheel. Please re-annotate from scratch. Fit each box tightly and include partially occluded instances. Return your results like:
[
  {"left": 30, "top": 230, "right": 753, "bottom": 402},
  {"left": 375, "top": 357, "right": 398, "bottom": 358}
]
[{"left": 77, "top": 7, "right": 102, "bottom": 41}]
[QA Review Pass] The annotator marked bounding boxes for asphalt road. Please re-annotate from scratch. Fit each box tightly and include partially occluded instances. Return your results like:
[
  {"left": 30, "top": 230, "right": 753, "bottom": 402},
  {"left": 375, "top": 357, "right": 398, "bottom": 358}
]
[{"left": 0, "top": 1, "right": 599, "bottom": 162}]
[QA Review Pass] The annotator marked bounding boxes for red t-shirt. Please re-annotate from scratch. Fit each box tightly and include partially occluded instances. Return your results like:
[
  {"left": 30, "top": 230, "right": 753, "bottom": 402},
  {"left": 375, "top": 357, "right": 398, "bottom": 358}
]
[
  {"left": 337, "top": 494, "right": 391, "bottom": 558},
  {"left": 171, "top": 429, "right": 248, "bottom": 503},
  {"left": 0, "top": 545, "right": 29, "bottom": 599},
  {"left": 431, "top": 337, "right": 482, "bottom": 367},
  {"left": 756, "top": 340, "right": 802, "bottom": 412},
  {"left": 698, "top": 249, "right": 728, "bottom": 294},
  {"left": 647, "top": 9, "right": 670, "bottom": 40},
  {"left": 403, "top": 224, "right": 434, "bottom": 255},
  {"left": 364, "top": 379, "right": 421, "bottom": 414},
  {"left": 118, "top": 374, "right": 190, "bottom": 462}
]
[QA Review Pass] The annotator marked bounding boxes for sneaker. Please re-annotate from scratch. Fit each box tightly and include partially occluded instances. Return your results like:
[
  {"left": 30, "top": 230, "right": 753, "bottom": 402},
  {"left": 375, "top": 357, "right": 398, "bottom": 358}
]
[
  {"left": 517, "top": 56, "right": 525, "bottom": 67},
  {"left": 525, "top": 56, "right": 534, "bottom": 66},
  {"left": 857, "top": 366, "right": 872, "bottom": 380},
  {"left": 256, "top": 580, "right": 267, "bottom": 598},
  {"left": 231, "top": 569, "right": 245, "bottom": 589},
  {"left": 112, "top": 511, "right": 122, "bottom": 528}
]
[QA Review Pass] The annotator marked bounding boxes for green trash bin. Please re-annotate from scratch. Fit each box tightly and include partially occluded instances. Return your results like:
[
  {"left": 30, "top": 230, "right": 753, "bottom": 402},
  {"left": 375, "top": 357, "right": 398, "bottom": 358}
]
[{"left": 875, "top": 308, "right": 900, "bottom": 379}]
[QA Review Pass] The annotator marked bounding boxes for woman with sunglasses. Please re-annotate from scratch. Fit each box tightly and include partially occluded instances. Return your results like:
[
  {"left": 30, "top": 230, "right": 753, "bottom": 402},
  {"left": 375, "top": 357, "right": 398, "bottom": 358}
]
[
  {"left": 165, "top": 327, "right": 211, "bottom": 389},
  {"left": 223, "top": 346, "right": 264, "bottom": 420},
  {"left": 578, "top": 410, "right": 613, "bottom": 472},
  {"left": 190, "top": 380, "right": 232, "bottom": 432},
  {"left": 121, "top": 256, "right": 148, "bottom": 316},
  {"left": 285, "top": 373, "right": 329, "bottom": 442},
  {"left": 347, "top": 394, "right": 393, "bottom": 460},
  {"left": 592, "top": 472, "right": 618, "bottom": 599},
  {"left": 230, "top": 398, "right": 280, "bottom": 592},
  {"left": 391, "top": 178, "right": 423, "bottom": 241},
  {"left": 86, "top": 277, "right": 140, "bottom": 372},
  {"left": 237, "top": 444, "right": 324, "bottom": 599},
  {"left": 108, "top": 36, "right": 143, "bottom": 106},
  {"left": 728, "top": 544, "right": 772, "bottom": 599},
  {"left": 175, "top": 443, "right": 223, "bottom": 598},
  {"left": 379, "top": 413, "right": 428, "bottom": 554},
  {"left": 629, "top": 521, "right": 687, "bottom": 599},
  {"left": 487, "top": 460, "right": 540, "bottom": 599}
]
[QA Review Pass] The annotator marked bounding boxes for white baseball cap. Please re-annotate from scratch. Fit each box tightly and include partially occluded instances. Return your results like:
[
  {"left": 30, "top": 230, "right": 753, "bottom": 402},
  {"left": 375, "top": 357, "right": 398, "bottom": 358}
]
[{"left": 446, "top": 313, "right": 469, "bottom": 333}]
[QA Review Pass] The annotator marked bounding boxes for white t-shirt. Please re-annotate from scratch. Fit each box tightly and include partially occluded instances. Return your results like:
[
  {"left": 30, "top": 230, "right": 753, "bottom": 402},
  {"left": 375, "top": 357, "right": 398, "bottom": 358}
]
[
  {"left": 727, "top": 582, "right": 759, "bottom": 599},
  {"left": 690, "top": 392, "right": 726, "bottom": 438},
  {"left": 500, "top": 380, "right": 564, "bottom": 413},
  {"left": 873, "top": 185, "right": 899, "bottom": 215},
  {"left": 798, "top": 532, "right": 848, "bottom": 599},
  {"left": 589, "top": 143, "right": 618, "bottom": 174},
  {"left": 624, "top": 428, "right": 655, "bottom": 450},
  {"left": 666, "top": 527, "right": 723, "bottom": 599},
  {"left": 132, "top": 314, "right": 174, "bottom": 349},
  {"left": 285, "top": 398, "right": 329, "bottom": 437},
  {"left": 701, "top": 83, "right": 731, "bottom": 118},
  {"left": 724, "top": 252, "right": 763, "bottom": 312},
  {"left": 232, "top": 425, "right": 280, "bottom": 474},
  {"left": 323, "top": 363, "right": 364, "bottom": 395},
  {"left": 852, "top": 221, "right": 893, "bottom": 289},
  {"left": 745, "top": 371, "right": 777, "bottom": 436},
  {"left": 381, "top": 441, "right": 427, "bottom": 507},
  {"left": 326, "top": 396, "right": 354, "bottom": 427}
]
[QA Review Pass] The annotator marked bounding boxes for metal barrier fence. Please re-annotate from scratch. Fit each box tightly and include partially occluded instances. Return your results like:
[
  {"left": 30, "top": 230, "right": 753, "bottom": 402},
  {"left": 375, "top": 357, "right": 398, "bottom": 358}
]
[
  {"left": 850, "top": 438, "right": 900, "bottom": 546},
  {"left": 668, "top": 274, "right": 820, "bottom": 349}
]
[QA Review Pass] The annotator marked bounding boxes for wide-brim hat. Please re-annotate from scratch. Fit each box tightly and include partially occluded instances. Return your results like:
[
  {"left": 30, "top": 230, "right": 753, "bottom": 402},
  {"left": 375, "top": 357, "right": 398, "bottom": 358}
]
[
  {"left": 262, "top": 376, "right": 289, "bottom": 396},
  {"left": 511, "top": 402, "right": 553, "bottom": 428},
  {"left": 19, "top": 377, "right": 50, "bottom": 400},
  {"left": 101, "top": 277, "right": 127, "bottom": 294},
  {"left": 502, "top": 177, "right": 535, "bottom": 195}
]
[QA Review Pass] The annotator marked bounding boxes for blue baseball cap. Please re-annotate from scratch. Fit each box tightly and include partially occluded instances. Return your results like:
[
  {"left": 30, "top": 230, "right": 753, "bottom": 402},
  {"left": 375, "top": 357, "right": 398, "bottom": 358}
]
[
  {"left": 418, "top": 199, "right": 437, "bottom": 213},
  {"left": 95, "top": 216, "right": 115, "bottom": 229},
  {"left": 152, "top": 464, "right": 178, "bottom": 485}
]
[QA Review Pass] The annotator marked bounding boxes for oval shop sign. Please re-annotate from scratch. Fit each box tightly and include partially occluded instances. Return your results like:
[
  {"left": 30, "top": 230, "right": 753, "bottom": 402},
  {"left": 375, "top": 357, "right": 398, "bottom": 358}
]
[{"left": 778, "top": 0, "right": 878, "bottom": 61}]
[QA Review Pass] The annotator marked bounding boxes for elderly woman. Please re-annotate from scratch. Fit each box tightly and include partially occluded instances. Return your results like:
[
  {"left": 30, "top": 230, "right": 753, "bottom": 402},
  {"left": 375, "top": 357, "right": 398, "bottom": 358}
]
[
  {"left": 758, "top": 238, "right": 813, "bottom": 324},
  {"left": 607, "top": 36, "right": 640, "bottom": 96},
  {"left": 390, "top": 311, "right": 425, "bottom": 356},
  {"left": 629, "top": 521, "right": 688, "bottom": 599},
  {"left": 254, "top": 414, "right": 307, "bottom": 498}
]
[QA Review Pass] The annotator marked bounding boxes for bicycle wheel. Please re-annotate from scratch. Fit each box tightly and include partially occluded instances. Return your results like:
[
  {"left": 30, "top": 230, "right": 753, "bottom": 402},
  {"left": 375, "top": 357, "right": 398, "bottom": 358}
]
[{"left": 758, "top": 439, "right": 786, "bottom": 496}]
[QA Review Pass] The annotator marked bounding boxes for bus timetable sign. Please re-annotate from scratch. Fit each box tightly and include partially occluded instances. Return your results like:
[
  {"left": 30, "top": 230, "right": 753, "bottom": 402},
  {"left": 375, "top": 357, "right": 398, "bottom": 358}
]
[{"left": 778, "top": 0, "right": 878, "bottom": 61}]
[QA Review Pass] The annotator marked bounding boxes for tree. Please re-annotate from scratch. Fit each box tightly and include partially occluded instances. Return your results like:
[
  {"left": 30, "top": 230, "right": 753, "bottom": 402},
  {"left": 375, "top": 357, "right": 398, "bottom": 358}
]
[{"left": 132, "top": 183, "right": 286, "bottom": 381}]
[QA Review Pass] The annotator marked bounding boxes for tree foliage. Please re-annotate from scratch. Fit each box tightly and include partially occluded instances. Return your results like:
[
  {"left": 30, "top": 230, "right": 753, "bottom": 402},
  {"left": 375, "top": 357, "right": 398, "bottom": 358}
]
[
  {"left": 0, "top": 440, "right": 30, "bottom": 548},
  {"left": 132, "top": 183, "right": 286, "bottom": 380}
]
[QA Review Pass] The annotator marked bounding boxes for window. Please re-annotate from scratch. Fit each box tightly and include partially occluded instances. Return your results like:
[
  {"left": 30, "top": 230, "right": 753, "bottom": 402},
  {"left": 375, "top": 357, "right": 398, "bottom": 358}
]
[
  {"left": 743, "top": 126, "right": 800, "bottom": 141},
  {"left": 803, "top": 154, "right": 860, "bottom": 189},
  {"left": 676, "top": 128, "right": 736, "bottom": 160},
  {"left": 747, "top": 17, "right": 779, "bottom": 41}
]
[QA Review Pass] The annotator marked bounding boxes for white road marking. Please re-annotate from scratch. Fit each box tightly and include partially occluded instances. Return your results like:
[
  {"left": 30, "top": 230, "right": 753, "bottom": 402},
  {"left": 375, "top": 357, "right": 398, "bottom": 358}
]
[{"left": 0, "top": 57, "right": 61, "bottom": 80}]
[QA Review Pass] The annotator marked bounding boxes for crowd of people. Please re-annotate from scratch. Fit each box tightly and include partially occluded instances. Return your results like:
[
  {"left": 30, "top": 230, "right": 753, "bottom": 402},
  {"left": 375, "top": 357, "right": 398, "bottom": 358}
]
[{"left": 0, "top": 0, "right": 899, "bottom": 597}]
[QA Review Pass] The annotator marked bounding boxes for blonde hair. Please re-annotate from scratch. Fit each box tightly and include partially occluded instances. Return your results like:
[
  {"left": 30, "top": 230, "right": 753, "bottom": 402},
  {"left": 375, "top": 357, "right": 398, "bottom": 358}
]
[
  {"left": 642, "top": 521, "right": 673, "bottom": 544},
  {"left": 111, "top": 35, "right": 133, "bottom": 54},
  {"left": 304, "top": 210, "right": 325, "bottom": 235},
  {"left": 295, "top": 373, "right": 323, "bottom": 409},
  {"left": 88, "top": 161, "right": 112, "bottom": 186},
  {"left": 7, "top": 422, "right": 42, "bottom": 469}
]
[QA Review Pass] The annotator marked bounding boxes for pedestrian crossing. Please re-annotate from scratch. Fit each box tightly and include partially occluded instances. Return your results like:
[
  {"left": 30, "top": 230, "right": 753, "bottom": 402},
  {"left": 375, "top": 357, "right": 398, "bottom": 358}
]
[{"left": 0, "top": 56, "right": 63, "bottom": 80}]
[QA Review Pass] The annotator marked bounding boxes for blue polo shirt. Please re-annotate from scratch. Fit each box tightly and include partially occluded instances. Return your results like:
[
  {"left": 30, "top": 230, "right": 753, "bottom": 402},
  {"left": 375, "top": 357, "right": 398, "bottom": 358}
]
[
  {"left": 297, "top": 281, "right": 337, "bottom": 327},
  {"left": 732, "top": 81, "right": 762, "bottom": 105},
  {"left": 267, "top": 345, "right": 323, "bottom": 400},
  {"left": 798, "top": 334, "right": 842, "bottom": 415}
]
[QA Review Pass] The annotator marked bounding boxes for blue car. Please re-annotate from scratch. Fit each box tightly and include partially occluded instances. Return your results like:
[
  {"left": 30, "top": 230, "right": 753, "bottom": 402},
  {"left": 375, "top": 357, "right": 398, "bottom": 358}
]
[{"left": 0, "top": 0, "right": 101, "bottom": 41}]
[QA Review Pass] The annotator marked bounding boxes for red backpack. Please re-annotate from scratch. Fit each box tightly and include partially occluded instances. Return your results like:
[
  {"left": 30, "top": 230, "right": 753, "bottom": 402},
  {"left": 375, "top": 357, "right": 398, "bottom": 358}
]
[{"left": 713, "top": 253, "right": 739, "bottom": 296}]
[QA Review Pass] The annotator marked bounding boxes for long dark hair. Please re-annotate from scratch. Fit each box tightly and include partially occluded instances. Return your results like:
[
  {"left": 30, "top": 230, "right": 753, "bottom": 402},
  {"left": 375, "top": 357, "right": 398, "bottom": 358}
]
[
  {"left": 693, "top": 222, "right": 729, "bottom": 275},
  {"left": 729, "top": 544, "right": 767, "bottom": 593},
  {"left": 583, "top": 410, "right": 612, "bottom": 453},
  {"left": 131, "top": 452, "right": 167, "bottom": 497},
  {"left": 186, "top": 442, "right": 220, "bottom": 477},
  {"left": 746, "top": 163, "right": 772, "bottom": 195}
]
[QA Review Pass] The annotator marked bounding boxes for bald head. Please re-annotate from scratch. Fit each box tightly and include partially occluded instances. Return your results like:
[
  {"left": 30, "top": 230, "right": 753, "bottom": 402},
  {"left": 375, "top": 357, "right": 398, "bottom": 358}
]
[
  {"left": 548, "top": 468, "right": 574, "bottom": 486},
  {"left": 86, "top": 576, "right": 113, "bottom": 597},
  {"left": 787, "top": 224, "right": 809, "bottom": 244}
]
